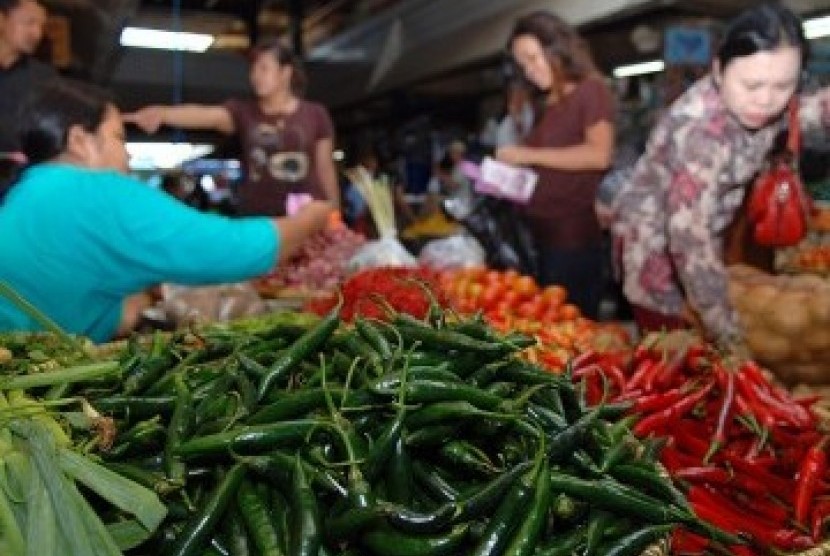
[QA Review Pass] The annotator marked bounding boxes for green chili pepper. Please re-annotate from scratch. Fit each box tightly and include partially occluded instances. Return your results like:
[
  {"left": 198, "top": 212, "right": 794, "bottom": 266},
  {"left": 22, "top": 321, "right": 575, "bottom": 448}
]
[
  {"left": 361, "top": 523, "right": 469, "bottom": 556},
  {"left": 236, "top": 480, "right": 284, "bottom": 556},
  {"left": 451, "top": 460, "right": 533, "bottom": 523},
  {"left": 222, "top": 507, "right": 252, "bottom": 556},
  {"left": 439, "top": 440, "right": 500, "bottom": 477},
  {"left": 470, "top": 469, "right": 534, "bottom": 556},
  {"left": 385, "top": 435, "right": 414, "bottom": 505},
  {"left": 174, "top": 420, "right": 326, "bottom": 460},
  {"left": 372, "top": 379, "right": 504, "bottom": 411},
  {"left": 165, "top": 374, "right": 194, "bottom": 484},
  {"left": 502, "top": 458, "right": 550, "bottom": 556},
  {"left": 356, "top": 318, "right": 394, "bottom": 360},
  {"left": 547, "top": 408, "right": 600, "bottom": 462},
  {"left": 257, "top": 310, "right": 340, "bottom": 401},
  {"left": 288, "top": 454, "right": 321, "bottom": 556},
  {"left": 600, "top": 524, "right": 673, "bottom": 556},
  {"left": 378, "top": 501, "right": 456, "bottom": 534},
  {"left": 412, "top": 461, "right": 460, "bottom": 503},
  {"left": 168, "top": 463, "right": 246, "bottom": 556}
]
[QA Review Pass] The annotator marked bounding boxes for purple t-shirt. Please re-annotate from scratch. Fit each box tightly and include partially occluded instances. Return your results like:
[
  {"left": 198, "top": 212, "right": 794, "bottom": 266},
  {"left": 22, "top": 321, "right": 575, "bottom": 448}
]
[
  {"left": 522, "top": 78, "right": 614, "bottom": 250},
  {"left": 225, "top": 98, "right": 334, "bottom": 216}
]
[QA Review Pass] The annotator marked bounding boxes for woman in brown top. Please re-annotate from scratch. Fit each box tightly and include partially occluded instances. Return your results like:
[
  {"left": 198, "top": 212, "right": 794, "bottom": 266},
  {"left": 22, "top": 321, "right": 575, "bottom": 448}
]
[
  {"left": 497, "top": 11, "right": 615, "bottom": 319},
  {"left": 612, "top": 3, "right": 830, "bottom": 351},
  {"left": 126, "top": 40, "right": 339, "bottom": 217}
]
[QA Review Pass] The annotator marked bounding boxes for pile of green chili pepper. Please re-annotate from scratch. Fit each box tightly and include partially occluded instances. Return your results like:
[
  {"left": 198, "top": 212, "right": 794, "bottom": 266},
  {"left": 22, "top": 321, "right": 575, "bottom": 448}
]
[{"left": 4, "top": 308, "right": 738, "bottom": 555}]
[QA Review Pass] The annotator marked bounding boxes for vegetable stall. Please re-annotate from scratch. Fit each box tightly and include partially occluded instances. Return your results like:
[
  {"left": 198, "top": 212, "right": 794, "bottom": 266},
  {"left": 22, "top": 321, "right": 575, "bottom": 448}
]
[
  {"left": 2, "top": 262, "right": 830, "bottom": 555},
  {"left": 1, "top": 169, "right": 829, "bottom": 555}
]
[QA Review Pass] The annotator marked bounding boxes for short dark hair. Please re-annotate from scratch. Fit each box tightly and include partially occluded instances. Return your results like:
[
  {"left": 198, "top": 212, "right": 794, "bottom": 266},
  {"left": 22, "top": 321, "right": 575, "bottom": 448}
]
[
  {"left": 0, "top": 0, "right": 37, "bottom": 14},
  {"left": 717, "top": 2, "right": 807, "bottom": 69},
  {"left": 250, "top": 38, "right": 307, "bottom": 96},
  {"left": 18, "top": 78, "right": 113, "bottom": 164}
]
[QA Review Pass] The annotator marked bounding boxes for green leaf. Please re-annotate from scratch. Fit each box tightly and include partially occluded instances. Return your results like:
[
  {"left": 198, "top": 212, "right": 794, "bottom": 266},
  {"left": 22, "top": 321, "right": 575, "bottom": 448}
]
[
  {"left": 59, "top": 449, "right": 167, "bottom": 533},
  {"left": 106, "top": 520, "right": 154, "bottom": 551},
  {"left": 26, "top": 467, "right": 56, "bottom": 556},
  {"left": 20, "top": 421, "right": 99, "bottom": 556}
]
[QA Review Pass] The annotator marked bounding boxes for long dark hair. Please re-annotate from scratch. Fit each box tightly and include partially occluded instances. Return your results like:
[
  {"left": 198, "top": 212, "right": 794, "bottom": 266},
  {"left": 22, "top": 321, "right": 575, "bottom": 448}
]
[
  {"left": 717, "top": 3, "right": 807, "bottom": 69},
  {"left": 509, "top": 10, "right": 598, "bottom": 94},
  {"left": 250, "top": 38, "right": 307, "bottom": 96}
]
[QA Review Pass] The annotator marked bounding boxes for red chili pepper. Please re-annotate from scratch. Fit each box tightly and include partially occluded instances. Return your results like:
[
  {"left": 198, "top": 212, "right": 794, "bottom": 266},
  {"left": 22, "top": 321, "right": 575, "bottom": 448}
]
[
  {"left": 661, "top": 445, "right": 702, "bottom": 472},
  {"left": 730, "top": 473, "right": 777, "bottom": 499},
  {"left": 573, "top": 363, "right": 627, "bottom": 398},
  {"left": 632, "top": 386, "right": 687, "bottom": 414},
  {"left": 748, "top": 495, "right": 790, "bottom": 526},
  {"left": 684, "top": 343, "right": 711, "bottom": 371},
  {"left": 674, "top": 466, "right": 731, "bottom": 485},
  {"left": 734, "top": 373, "right": 778, "bottom": 429},
  {"left": 795, "top": 437, "right": 829, "bottom": 525},
  {"left": 570, "top": 349, "right": 598, "bottom": 370},
  {"left": 749, "top": 382, "right": 814, "bottom": 428},
  {"left": 689, "top": 486, "right": 809, "bottom": 550},
  {"left": 716, "top": 453, "right": 794, "bottom": 503},
  {"left": 671, "top": 529, "right": 710, "bottom": 554},
  {"left": 706, "top": 367, "right": 735, "bottom": 463},
  {"left": 625, "top": 359, "right": 659, "bottom": 393},
  {"left": 811, "top": 499, "right": 830, "bottom": 541},
  {"left": 671, "top": 426, "right": 712, "bottom": 460},
  {"left": 794, "top": 394, "right": 822, "bottom": 409},
  {"left": 633, "top": 381, "right": 714, "bottom": 437}
]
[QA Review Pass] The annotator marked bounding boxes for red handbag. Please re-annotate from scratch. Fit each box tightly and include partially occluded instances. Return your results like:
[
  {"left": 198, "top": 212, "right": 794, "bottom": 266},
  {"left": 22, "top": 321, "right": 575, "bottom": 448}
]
[{"left": 747, "top": 99, "right": 813, "bottom": 247}]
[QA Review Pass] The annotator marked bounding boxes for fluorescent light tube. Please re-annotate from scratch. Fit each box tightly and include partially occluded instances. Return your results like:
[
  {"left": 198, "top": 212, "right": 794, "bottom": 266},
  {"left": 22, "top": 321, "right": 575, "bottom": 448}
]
[
  {"left": 613, "top": 59, "right": 665, "bottom": 78},
  {"left": 120, "top": 27, "right": 215, "bottom": 52},
  {"left": 804, "top": 15, "right": 830, "bottom": 40},
  {"left": 126, "top": 143, "right": 215, "bottom": 170}
]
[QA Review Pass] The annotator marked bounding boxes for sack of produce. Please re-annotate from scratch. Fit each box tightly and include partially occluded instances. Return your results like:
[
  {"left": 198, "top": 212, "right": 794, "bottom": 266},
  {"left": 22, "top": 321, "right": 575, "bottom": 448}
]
[
  {"left": 157, "top": 282, "right": 268, "bottom": 326},
  {"left": 728, "top": 264, "right": 830, "bottom": 384}
]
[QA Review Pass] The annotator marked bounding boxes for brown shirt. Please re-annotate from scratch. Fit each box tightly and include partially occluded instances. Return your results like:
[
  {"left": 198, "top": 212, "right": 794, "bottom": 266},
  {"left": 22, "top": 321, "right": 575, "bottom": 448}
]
[
  {"left": 521, "top": 78, "right": 614, "bottom": 250},
  {"left": 225, "top": 98, "right": 334, "bottom": 216}
]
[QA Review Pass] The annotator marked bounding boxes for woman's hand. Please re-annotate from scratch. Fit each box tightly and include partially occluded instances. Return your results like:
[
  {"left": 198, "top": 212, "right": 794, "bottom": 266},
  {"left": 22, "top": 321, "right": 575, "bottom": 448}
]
[
  {"left": 123, "top": 106, "right": 166, "bottom": 134},
  {"left": 495, "top": 145, "right": 526, "bottom": 165}
]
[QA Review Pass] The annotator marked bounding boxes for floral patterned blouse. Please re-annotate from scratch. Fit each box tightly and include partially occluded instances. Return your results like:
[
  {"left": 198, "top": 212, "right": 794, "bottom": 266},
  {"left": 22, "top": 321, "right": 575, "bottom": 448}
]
[{"left": 612, "top": 76, "right": 830, "bottom": 345}]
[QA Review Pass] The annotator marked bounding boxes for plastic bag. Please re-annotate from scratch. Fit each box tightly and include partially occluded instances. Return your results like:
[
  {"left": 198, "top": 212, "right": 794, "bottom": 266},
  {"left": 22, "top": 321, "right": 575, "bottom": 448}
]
[
  {"left": 347, "top": 235, "right": 418, "bottom": 272},
  {"left": 452, "top": 196, "right": 540, "bottom": 276},
  {"left": 419, "top": 233, "right": 486, "bottom": 269},
  {"left": 156, "top": 283, "right": 268, "bottom": 326},
  {"left": 459, "top": 157, "right": 538, "bottom": 203}
]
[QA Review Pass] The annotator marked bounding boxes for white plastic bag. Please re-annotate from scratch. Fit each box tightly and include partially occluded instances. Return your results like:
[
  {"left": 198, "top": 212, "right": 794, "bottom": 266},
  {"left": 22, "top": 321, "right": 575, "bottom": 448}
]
[
  {"left": 348, "top": 235, "right": 417, "bottom": 272},
  {"left": 419, "top": 234, "right": 486, "bottom": 269}
]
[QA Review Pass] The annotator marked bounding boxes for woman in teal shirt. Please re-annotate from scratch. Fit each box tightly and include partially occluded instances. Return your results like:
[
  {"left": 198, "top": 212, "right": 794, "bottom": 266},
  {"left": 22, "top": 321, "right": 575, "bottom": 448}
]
[{"left": 0, "top": 79, "right": 332, "bottom": 342}]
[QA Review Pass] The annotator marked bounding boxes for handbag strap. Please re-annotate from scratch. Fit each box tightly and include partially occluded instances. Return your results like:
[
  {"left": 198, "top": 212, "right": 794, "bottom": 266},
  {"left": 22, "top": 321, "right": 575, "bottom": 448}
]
[{"left": 787, "top": 97, "right": 801, "bottom": 156}]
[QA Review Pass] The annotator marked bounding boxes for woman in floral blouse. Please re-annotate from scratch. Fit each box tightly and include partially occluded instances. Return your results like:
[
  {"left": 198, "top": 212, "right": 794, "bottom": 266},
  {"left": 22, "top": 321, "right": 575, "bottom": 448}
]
[{"left": 612, "top": 3, "right": 830, "bottom": 351}]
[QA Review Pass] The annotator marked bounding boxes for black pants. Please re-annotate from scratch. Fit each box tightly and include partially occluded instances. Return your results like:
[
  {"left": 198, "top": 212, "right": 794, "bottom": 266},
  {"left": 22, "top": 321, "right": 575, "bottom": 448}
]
[{"left": 539, "top": 244, "right": 605, "bottom": 320}]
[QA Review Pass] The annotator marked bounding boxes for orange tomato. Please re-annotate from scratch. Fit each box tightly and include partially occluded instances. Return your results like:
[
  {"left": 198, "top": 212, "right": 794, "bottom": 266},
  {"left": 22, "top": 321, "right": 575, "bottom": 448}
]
[
  {"left": 558, "top": 303, "right": 581, "bottom": 321},
  {"left": 541, "top": 285, "right": 568, "bottom": 306},
  {"left": 513, "top": 275, "right": 539, "bottom": 297}
]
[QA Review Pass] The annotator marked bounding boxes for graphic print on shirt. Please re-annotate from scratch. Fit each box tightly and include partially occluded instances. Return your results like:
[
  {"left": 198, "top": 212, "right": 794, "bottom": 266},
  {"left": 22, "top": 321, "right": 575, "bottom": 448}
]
[{"left": 247, "top": 122, "right": 310, "bottom": 185}]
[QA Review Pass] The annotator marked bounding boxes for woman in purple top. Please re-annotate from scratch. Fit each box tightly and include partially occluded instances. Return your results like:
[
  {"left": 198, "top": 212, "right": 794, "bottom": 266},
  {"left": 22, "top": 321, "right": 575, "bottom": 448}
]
[
  {"left": 126, "top": 40, "right": 339, "bottom": 217},
  {"left": 612, "top": 3, "right": 830, "bottom": 352},
  {"left": 496, "top": 11, "right": 615, "bottom": 319}
]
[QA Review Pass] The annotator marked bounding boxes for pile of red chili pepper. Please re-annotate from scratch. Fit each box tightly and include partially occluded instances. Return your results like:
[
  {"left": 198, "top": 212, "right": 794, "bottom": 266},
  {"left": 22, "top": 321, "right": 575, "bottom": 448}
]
[
  {"left": 304, "top": 266, "right": 444, "bottom": 322},
  {"left": 571, "top": 333, "right": 830, "bottom": 555}
]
